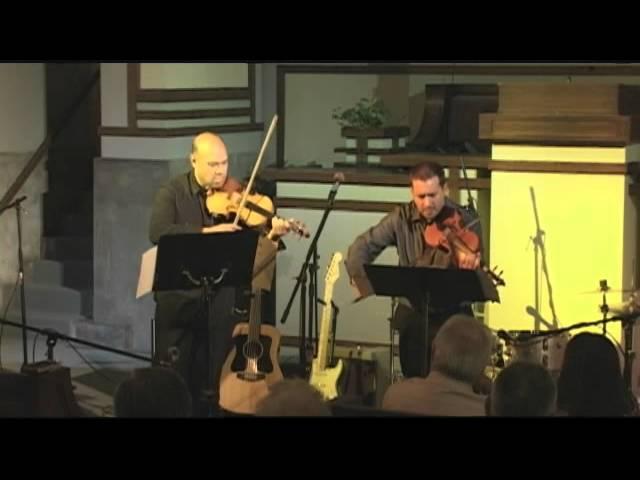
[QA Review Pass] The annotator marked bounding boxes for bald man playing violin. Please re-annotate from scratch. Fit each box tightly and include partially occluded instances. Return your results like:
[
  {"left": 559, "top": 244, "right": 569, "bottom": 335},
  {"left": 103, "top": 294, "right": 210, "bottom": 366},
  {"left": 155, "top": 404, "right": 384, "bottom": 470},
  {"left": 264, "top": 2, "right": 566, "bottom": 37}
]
[
  {"left": 345, "top": 161, "right": 484, "bottom": 379},
  {"left": 149, "top": 132, "right": 294, "bottom": 416},
  {"left": 150, "top": 132, "right": 291, "bottom": 242}
]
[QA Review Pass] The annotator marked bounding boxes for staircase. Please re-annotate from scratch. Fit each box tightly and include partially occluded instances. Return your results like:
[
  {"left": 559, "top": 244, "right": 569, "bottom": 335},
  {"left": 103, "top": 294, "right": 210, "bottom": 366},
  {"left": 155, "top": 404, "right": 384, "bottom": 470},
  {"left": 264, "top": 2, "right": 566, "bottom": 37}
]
[
  {"left": 5, "top": 64, "right": 100, "bottom": 341},
  {"left": 5, "top": 149, "right": 95, "bottom": 336}
]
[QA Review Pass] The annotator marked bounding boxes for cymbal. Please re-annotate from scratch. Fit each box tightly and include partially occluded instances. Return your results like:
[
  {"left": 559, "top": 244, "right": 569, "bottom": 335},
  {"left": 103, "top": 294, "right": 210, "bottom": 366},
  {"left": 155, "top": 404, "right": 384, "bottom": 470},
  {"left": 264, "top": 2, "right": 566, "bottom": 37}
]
[{"left": 579, "top": 288, "right": 636, "bottom": 295}]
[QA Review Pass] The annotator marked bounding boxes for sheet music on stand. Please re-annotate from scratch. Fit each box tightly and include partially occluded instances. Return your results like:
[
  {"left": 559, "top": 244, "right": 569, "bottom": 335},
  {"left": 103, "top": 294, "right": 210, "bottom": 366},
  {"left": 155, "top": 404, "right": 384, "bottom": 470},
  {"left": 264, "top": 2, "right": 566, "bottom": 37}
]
[
  {"left": 136, "top": 246, "right": 158, "bottom": 299},
  {"left": 136, "top": 231, "right": 277, "bottom": 298}
]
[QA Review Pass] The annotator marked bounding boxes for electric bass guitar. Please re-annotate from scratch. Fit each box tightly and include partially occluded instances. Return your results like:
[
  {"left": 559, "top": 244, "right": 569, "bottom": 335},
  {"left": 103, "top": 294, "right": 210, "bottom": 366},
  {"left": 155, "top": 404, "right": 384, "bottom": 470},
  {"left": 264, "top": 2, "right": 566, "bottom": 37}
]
[{"left": 309, "top": 252, "right": 344, "bottom": 401}]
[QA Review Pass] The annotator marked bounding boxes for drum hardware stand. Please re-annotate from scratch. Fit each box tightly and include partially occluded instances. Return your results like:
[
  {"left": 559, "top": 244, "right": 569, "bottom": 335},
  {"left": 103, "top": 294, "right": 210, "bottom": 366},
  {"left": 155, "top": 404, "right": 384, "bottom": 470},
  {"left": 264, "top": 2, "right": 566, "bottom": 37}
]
[
  {"left": 513, "top": 313, "right": 639, "bottom": 393},
  {"left": 599, "top": 279, "right": 611, "bottom": 336},
  {"left": 529, "top": 187, "right": 560, "bottom": 330}
]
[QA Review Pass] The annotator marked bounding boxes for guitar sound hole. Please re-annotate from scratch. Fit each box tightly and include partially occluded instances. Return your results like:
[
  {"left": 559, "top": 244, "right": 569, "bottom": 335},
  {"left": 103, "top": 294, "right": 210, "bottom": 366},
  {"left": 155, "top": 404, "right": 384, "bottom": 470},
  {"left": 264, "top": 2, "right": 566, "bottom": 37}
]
[
  {"left": 242, "top": 340, "right": 264, "bottom": 360},
  {"left": 231, "top": 335, "right": 274, "bottom": 374}
]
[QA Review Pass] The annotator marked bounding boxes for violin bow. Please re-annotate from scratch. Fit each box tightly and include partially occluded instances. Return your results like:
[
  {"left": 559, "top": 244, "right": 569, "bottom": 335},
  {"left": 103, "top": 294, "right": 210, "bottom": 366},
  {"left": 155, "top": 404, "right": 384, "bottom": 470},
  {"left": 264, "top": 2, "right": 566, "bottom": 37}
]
[{"left": 232, "top": 114, "right": 279, "bottom": 228}]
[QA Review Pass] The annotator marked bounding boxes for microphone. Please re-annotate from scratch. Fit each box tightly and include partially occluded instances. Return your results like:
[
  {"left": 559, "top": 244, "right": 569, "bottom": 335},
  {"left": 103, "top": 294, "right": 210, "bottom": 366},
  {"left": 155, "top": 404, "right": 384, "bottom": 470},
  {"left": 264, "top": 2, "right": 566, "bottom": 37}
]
[{"left": 328, "top": 172, "right": 345, "bottom": 203}]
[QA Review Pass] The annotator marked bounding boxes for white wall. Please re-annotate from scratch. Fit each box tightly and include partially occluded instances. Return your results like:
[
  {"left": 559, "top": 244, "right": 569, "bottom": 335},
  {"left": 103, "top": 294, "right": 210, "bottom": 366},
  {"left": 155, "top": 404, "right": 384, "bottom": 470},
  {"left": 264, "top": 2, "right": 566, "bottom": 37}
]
[
  {"left": 260, "top": 63, "right": 278, "bottom": 167},
  {"left": 140, "top": 63, "right": 248, "bottom": 89},
  {"left": 100, "top": 63, "right": 128, "bottom": 128},
  {"left": 260, "top": 63, "right": 373, "bottom": 168},
  {"left": 0, "top": 64, "right": 46, "bottom": 151},
  {"left": 284, "top": 74, "right": 379, "bottom": 167}
]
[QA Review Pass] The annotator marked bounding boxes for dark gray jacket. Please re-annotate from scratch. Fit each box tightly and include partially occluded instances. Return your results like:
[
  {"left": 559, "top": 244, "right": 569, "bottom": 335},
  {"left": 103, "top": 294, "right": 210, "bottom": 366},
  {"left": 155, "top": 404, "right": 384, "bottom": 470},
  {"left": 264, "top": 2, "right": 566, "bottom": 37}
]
[{"left": 345, "top": 198, "right": 483, "bottom": 294}]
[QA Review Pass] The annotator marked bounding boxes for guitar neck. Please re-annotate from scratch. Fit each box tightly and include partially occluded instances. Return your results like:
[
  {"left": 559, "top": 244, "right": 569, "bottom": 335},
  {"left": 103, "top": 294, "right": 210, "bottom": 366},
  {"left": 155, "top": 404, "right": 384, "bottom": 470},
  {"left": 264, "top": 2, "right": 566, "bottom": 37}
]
[
  {"left": 248, "top": 289, "right": 262, "bottom": 342},
  {"left": 316, "top": 285, "right": 334, "bottom": 371}
]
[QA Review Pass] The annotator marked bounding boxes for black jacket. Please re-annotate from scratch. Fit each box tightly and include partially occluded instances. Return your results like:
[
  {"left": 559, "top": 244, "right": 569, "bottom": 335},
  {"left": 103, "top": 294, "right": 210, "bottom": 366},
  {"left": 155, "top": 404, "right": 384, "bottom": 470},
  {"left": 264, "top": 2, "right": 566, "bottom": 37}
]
[{"left": 149, "top": 170, "right": 214, "bottom": 245}]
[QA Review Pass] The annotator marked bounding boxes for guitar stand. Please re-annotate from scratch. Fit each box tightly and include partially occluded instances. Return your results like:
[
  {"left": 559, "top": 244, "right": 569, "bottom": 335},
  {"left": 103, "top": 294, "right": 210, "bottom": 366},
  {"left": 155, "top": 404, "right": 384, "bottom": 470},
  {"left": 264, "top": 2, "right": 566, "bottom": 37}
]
[
  {"left": 388, "top": 298, "right": 400, "bottom": 384},
  {"left": 331, "top": 301, "right": 339, "bottom": 365}
]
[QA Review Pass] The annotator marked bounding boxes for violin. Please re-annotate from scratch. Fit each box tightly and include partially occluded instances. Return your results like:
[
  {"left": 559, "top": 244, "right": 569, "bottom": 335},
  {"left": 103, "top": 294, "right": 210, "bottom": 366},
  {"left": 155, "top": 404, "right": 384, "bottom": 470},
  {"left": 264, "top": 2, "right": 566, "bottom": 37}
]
[
  {"left": 424, "top": 206, "right": 506, "bottom": 287},
  {"left": 206, "top": 180, "right": 310, "bottom": 238},
  {"left": 205, "top": 115, "right": 310, "bottom": 239}
]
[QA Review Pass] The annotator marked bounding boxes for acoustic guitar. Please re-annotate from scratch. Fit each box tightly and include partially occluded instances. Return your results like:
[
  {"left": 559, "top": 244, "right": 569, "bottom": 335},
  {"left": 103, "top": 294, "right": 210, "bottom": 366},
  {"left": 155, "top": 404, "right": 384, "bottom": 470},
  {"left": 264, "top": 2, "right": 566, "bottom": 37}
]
[{"left": 219, "top": 288, "right": 283, "bottom": 415}]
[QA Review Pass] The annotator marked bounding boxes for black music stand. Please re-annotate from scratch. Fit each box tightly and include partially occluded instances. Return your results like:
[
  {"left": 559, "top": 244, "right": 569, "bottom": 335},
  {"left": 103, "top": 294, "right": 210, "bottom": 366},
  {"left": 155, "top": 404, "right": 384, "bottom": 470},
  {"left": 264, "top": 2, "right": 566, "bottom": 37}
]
[
  {"left": 154, "top": 230, "right": 259, "bottom": 293},
  {"left": 364, "top": 265, "right": 500, "bottom": 376},
  {"left": 153, "top": 230, "right": 259, "bottom": 357}
]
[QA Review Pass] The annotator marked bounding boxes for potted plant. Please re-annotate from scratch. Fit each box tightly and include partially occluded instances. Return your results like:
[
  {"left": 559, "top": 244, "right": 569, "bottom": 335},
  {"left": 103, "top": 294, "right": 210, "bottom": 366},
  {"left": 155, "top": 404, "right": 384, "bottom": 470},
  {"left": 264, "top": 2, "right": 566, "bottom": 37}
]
[
  {"left": 332, "top": 97, "right": 389, "bottom": 130},
  {"left": 332, "top": 97, "right": 410, "bottom": 166}
]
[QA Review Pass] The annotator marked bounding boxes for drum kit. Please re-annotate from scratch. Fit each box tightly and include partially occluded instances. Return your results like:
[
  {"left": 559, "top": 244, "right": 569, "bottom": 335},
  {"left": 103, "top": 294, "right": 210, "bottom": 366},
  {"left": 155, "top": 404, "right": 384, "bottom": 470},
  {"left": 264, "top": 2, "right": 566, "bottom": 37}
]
[
  {"left": 488, "top": 283, "right": 640, "bottom": 380},
  {"left": 491, "top": 330, "right": 570, "bottom": 376}
]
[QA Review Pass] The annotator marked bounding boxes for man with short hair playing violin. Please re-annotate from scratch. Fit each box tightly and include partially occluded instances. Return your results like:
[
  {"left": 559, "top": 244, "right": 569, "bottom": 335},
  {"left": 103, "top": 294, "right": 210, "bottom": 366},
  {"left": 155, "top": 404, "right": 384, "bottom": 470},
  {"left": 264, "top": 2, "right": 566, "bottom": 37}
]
[
  {"left": 345, "top": 161, "right": 485, "bottom": 379},
  {"left": 149, "top": 132, "right": 294, "bottom": 416}
]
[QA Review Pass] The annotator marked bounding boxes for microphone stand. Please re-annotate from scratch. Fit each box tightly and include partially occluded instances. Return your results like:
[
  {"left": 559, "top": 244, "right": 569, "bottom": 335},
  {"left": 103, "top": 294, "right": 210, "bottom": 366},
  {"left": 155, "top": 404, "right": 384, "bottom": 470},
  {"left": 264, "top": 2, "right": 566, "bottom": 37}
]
[
  {"left": 529, "top": 187, "right": 559, "bottom": 330},
  {"left": 0, "top": 317, "right": 153, "bottom": 365},
  {"left": 0, "top": 195, "right": 29, "bottom": 366},
  {"left": 280, "top": 181, "right": 340, "bottom": 371},
  {"left": 309, "top": 247, "right": 319, "bottom": 364},
  {"left": 459, "top": 156, "right": 477, "bottom": 214}
]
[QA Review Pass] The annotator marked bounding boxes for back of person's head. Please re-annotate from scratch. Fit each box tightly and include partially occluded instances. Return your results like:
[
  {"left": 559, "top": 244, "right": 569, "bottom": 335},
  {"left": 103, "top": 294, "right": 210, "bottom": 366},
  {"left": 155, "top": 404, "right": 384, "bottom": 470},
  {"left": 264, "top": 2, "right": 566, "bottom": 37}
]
[
  {"left": 431, "top": 314, "right": 493, "bottom": 384},
  {"left": 490, "top": 362, "right": 556, "bottom": 416},
  {"left": 114, "top": 367, "right": 192, "bottom": 418},
  {"left": 255, "top": 379, "right": 332, "bottom": 417},
  {"left": 557, "top": 332, "right": 630, "bottom": 417}
]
